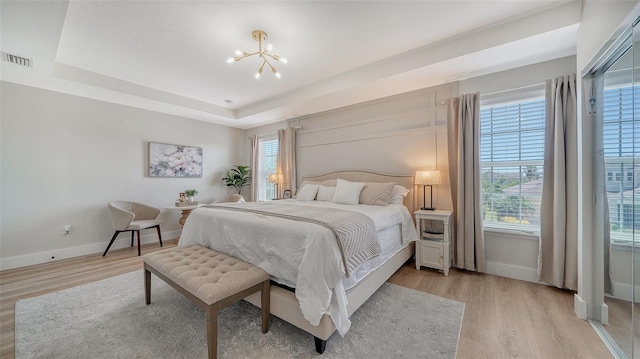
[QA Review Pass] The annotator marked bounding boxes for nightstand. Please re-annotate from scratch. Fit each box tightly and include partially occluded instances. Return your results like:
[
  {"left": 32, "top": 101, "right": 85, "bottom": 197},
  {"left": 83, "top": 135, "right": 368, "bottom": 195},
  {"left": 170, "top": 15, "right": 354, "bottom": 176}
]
[{"left": 415, "top": 209, "right": 452, "bottom": 276}]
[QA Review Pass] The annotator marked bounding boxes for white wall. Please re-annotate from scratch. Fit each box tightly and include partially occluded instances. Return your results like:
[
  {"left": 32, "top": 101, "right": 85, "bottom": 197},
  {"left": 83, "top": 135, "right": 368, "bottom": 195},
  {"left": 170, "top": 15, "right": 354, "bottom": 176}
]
[
  {"left": 293, "top": 84, "right": 456, "bottom": 212},
  {"left": 0, "top": 81, "right": 243, "bottom": 269},
  {"left": 459, "top": 56, "right": 576, "bottom": 95}
]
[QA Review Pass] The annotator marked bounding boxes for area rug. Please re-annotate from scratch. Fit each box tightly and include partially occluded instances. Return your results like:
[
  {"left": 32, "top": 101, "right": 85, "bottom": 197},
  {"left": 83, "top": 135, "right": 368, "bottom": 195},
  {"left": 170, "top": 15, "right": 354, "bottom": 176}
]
[{"left": 15, "top": 270, "right": 464, "bottom": 359}]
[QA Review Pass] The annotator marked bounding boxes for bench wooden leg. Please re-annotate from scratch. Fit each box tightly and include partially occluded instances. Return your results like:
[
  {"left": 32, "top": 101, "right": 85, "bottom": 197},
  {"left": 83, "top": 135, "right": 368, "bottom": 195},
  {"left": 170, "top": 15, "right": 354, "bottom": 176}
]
[
  {"left": 206, "top": 306, "right": 218, "bottom": 359},
  {"left": 144, "top": 267, "right": 151, "bottom": 305},
  {"left": 261, "top": 280, "right": 270, "bottom": 334}
]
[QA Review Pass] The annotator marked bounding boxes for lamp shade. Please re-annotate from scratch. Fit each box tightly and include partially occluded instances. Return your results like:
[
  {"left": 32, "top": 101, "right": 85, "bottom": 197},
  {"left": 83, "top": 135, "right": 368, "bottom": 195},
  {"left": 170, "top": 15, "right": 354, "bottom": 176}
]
[
  {"left": 268, "top": 173, "right": 283, "bottom": 184},
  {"left": 415, "top": 170, "right": 442, "bottom": 185}
]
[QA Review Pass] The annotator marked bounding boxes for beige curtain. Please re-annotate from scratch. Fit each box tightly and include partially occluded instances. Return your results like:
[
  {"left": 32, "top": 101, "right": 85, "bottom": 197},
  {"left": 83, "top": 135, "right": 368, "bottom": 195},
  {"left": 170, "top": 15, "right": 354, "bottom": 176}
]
[
  {"left": 249, "top": 135, "right": 259, "bottom": 202},
  {"left": 538, "top": 74, "right": 578, "bottom": 290},
  {"left": 277, "top": 128, "right": 297, "bottom": 197},
  {"left": 447, "top": 92, "right": 485, "bottom": 272}
]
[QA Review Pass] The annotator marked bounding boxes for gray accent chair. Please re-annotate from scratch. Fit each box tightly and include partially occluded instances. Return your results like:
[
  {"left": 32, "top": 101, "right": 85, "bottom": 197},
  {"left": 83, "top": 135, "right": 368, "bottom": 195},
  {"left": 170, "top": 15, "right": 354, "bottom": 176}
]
[{"left": 103, "top": 201, "right": 163, "bottom": 256}]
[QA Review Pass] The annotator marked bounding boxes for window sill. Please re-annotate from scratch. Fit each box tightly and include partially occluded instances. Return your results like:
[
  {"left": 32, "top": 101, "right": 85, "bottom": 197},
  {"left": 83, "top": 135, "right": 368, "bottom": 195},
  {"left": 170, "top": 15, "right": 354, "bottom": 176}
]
[
  {"left": 483, "top": 226, "right": 540, "bottom": 240},
  {"left": 610, "top": 242, "right": 640, "bottom": 252}
]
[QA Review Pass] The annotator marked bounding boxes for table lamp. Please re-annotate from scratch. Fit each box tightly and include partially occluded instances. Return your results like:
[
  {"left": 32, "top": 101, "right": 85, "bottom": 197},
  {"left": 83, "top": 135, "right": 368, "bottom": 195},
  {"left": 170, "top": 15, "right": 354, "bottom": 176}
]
[
  {"left": 268, "top": 173, "right": 283, "bottom": 200},
  {"left": 415, "top": 170, "right": 442, "bottom": 210}
]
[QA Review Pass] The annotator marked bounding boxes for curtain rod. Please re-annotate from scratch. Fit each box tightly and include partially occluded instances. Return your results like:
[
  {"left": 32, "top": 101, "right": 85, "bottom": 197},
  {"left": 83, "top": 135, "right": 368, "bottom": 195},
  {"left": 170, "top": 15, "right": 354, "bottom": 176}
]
[
  {"left": 479, "top": 83, "right": 545, "bottom": 97},
  {"left": 246, "top": 126, "right": 302, "bottom": 140}
]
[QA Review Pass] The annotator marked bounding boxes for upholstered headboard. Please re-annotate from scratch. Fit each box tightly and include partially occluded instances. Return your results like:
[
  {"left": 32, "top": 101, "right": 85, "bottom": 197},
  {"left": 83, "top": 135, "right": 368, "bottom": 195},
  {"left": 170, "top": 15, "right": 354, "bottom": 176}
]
[{"left": 300, "top": 170, "right": 415, "bottom": 212}]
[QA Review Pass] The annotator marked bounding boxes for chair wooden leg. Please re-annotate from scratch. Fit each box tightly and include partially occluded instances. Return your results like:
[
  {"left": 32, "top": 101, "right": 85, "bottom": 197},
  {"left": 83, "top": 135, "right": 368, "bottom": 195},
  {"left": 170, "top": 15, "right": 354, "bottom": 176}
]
[
  {"left": 155, "top": 225, "right": 163, "bottom": 247},
  {"left": 136, "top": 230, "right": 141, "bottom": 256},
  {"left": 131, "top": 231, "right": 134, "bottom": 247},
  {"left": 102, "top": 231, "right": 122, "bottom": 256}
]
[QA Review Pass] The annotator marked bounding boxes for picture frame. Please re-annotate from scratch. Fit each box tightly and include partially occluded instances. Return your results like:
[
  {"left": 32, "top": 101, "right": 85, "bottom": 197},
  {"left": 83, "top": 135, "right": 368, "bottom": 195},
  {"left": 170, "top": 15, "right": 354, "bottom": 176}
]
[
  {"left": 148, "top": 142, "right": 203, "bottom": 178},
  {"left": 283, "top": 189, "right": 292, "bottom": 199}
]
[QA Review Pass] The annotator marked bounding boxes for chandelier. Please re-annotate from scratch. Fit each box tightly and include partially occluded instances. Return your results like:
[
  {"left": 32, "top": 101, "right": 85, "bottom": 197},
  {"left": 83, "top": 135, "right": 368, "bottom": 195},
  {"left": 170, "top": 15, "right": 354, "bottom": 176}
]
[{"left": 226, "top": 30, "right": 288, "bottom": 79}]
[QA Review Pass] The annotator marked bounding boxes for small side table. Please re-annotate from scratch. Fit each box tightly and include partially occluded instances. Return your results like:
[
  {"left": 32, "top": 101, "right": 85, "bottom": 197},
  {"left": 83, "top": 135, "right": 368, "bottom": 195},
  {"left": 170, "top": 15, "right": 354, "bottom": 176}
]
[
  {"left": 415, "top": 209, "right": 452, "bottom": 276},
  {"left": 164, "top": 204, "right": 205, "bottom": 226}
]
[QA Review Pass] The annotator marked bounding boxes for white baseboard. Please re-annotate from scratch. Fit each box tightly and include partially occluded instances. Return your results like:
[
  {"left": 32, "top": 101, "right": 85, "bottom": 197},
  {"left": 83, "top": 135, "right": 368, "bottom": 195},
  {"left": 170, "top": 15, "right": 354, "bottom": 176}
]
[
  {"left": 600, "top": 302, "right": 609, "bottom": 325},
  {"left": 484, "top": 260, "right": 544, "bottom": 284},
  {"left": 0, "top": 229, "right": 182, "bottom": 270},
  {"left": 575, "top": 293, "right": 588, "bottom": 319},
  {"left": 608, "top": 281, "right": 640, "bottom": 302}
]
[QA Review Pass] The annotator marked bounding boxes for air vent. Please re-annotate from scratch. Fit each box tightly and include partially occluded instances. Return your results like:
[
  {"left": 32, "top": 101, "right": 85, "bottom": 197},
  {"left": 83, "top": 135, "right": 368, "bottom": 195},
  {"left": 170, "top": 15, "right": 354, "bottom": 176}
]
[{"left": 2, "top": 52, "right": 32, "bottom": 68}]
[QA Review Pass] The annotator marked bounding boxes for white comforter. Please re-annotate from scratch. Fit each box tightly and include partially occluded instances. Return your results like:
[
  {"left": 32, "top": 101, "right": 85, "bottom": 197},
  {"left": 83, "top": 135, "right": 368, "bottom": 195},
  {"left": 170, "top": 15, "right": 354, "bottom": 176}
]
[{"left": 178, "top": 199, "right": 417, "bottom": 335}]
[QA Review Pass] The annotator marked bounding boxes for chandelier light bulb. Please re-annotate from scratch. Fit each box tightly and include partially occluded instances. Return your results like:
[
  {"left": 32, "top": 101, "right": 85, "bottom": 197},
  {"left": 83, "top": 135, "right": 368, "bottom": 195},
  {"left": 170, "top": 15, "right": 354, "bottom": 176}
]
[
  {"left": 226, "top": 57, "right": 235, "bottom": 63},
  {"left": 275, "top": 72, "right": 282, "bottom": 79},
  {"left": 265, "top": 43, "right": 273, "bottom": 52},
  {"left": 234, "top": 50, "right": 244, "bottom": 56},
  {"left": 280, "top": 57, "right": 288, "bottom": 64}
]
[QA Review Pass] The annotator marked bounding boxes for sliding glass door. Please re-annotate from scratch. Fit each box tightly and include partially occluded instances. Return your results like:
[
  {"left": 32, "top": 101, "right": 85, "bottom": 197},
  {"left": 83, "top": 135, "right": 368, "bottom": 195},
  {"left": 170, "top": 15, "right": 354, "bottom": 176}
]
[
  {"left": 597, "top": 18, "right": 640, "bottom": 359},
  {"left": 632, "top": 20, "right": 640, "bottom": 359}
]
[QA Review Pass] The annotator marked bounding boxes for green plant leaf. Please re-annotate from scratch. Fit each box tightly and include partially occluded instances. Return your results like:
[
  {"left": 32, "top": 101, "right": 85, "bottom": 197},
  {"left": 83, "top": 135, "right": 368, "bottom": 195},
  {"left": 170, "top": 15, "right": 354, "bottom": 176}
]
[{"left": 222, "top": 165, "right": 251, "bottom": 194}]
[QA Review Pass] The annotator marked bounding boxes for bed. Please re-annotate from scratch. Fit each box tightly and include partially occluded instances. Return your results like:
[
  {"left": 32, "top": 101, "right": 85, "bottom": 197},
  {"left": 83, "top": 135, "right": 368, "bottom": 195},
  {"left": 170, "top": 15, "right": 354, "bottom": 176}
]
[{"left": 178, "top": 170, "right": 418, "bottom": 353}]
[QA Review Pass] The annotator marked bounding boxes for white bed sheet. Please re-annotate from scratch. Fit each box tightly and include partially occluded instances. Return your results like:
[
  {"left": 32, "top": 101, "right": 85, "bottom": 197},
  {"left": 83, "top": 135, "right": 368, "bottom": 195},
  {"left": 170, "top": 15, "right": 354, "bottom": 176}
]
[{"left": 178, "top": 199, "right": 418, "bottom": 335}]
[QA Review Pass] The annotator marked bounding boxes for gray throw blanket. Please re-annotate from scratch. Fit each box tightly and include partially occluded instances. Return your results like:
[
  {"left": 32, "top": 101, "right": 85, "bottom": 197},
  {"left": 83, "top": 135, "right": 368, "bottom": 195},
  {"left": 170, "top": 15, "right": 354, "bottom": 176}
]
[{"left": 205, "top": 202, "right": 380, "bottom": 276}]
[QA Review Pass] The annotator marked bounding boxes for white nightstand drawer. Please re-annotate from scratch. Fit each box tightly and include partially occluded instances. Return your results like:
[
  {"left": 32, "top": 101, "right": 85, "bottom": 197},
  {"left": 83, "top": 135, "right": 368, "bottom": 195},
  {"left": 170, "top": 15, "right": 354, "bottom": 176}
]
[{"left": 420, "top": 241, "right": 444, "bottom": 267}]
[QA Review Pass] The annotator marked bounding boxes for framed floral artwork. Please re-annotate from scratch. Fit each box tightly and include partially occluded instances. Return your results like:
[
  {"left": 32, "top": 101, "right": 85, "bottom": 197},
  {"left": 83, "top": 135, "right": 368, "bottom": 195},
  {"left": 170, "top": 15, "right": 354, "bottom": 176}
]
[{"left": 148, "top": 142, "right": 203, "bottom": 177}]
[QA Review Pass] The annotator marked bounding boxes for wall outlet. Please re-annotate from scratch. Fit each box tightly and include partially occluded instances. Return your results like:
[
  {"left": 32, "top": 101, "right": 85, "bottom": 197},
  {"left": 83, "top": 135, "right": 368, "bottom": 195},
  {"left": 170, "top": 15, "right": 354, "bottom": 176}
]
[{"left": 62, "top": 225, "right": 71, "bottom": 235}]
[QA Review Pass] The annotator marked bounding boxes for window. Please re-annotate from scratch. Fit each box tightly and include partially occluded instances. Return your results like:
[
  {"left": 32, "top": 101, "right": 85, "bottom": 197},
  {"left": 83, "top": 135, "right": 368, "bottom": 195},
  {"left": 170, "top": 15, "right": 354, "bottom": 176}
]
[
  {"left": 480, "top": 95, "right": 545, "bottom": 233},
  {"left": 603, "top": 84, "right": 640, "bottom": 239},
  {"left": 257, "top": 135, "right": 278, "bottom": 201}
]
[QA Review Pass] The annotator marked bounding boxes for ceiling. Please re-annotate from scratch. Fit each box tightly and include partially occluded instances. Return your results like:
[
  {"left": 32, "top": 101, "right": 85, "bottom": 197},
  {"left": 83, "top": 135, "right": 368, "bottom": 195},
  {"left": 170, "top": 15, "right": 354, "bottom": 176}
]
[{"left": 1, "top": 1, "right": 580, "bottom": 129}]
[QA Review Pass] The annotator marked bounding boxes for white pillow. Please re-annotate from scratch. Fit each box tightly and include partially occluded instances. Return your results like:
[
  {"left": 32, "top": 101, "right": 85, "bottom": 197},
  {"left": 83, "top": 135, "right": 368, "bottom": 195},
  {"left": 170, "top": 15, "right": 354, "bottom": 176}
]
[
  {"left": 316, "top": 186, "right": 336, "bottom": 202},
  {"left": 389, "top": 185, "right": 410, "bottom": 204},
  {"left": 331, "top": 179, "right": 366, "bottom": 205},
  {"left": 359, "top": 182, "right": 396, "bottom": 206},
  {"left": 296, "top": 184, "right": 320, "bottom": 201}
]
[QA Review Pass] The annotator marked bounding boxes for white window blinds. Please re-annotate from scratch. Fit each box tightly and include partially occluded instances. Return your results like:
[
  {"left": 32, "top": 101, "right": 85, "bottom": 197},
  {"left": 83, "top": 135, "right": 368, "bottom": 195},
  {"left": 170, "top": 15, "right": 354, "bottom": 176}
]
[
  {"left": 480, "top": 93, "right": 545, "bottom": 233},
  {"left": 258, "top": 136, "right": 278, "bottom": 201},
  {"left": 603, "top": 84, "right": 640, "bottom": 239}
]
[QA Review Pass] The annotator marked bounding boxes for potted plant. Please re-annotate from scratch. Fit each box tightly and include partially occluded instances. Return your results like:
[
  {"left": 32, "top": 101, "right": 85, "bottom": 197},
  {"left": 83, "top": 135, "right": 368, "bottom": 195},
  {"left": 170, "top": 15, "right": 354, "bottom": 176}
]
[
  {"left": 184, "top": 189, "right": 199, "bottom": 204},
  {"left": 222, "top": 165, "right": 251, "bottom": 195}
]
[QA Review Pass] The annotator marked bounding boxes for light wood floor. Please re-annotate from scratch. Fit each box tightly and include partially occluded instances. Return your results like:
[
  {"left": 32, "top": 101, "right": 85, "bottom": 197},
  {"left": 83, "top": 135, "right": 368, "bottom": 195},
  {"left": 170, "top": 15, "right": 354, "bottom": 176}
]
[{"left": 1, "top": 240, "right": 612, "bottom": 359}]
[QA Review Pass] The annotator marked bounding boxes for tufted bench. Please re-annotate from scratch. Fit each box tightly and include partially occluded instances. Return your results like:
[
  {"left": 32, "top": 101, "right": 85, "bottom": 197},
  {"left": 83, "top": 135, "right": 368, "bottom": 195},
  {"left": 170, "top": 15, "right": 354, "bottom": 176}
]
[{"left": 142, "top": 245, "right": 270, "bottom": 359}]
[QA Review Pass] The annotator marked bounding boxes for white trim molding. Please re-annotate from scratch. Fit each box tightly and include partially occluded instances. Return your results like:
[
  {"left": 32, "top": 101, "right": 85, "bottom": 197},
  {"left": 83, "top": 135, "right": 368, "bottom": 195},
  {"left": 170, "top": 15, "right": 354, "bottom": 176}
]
[
  {"left": 484, "top": 260, "right": 543, "bottom": 284},
  {"left": 574, "top": 293, "right": 588, "bottom": 319},
  {"left": 0, "top": 229, "right": 181, "bottom": 270},
  {"left": 600, "top": 303, "right": 609, "bottom": 325}
]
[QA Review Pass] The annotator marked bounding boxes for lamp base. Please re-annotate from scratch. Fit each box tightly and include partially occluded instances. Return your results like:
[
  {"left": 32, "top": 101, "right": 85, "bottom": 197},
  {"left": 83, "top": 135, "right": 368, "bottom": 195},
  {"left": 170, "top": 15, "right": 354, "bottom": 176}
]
[{"left": 421, "top": 207, "right": 436, "bottom": 211}]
